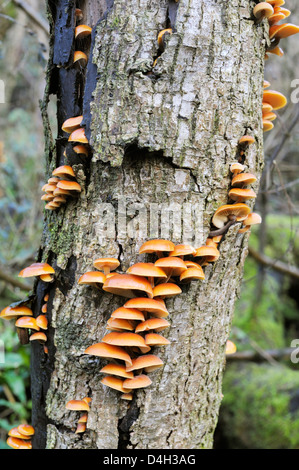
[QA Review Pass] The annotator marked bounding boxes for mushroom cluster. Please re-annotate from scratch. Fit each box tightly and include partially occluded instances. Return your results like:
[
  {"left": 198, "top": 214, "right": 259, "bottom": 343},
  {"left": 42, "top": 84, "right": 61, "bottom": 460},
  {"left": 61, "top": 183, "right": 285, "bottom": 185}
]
[
  {"left": 0, "top": 263, "right": 54, "bottom": 346},
  {"left": 262, "top": 83, "right": 287, "bottom": 132},
  {"left": 6, "top": 424, "right": 34, "bottom": 449},
  {"left": 80, "top": 242, "right": 207, "bottom": 401},
  {"left": 208, "top": 158, "right": 261, "bottom": 238},
  {"left": 41, "top": 164, "right": 82, "bottom": 211},
  {"left": 65, "top": 397, "right": 91, "bottom": 434},
  {"left": 73, "top": 10, "right": 92, "bottom": 68},
  {"left": 253, "top": 1, "right": 299, "bottom": 133}
]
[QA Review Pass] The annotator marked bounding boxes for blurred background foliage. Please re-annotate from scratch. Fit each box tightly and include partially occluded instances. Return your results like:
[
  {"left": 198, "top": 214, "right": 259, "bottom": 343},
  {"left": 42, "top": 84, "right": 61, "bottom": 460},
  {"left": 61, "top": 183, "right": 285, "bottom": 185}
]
[{"left": 0, "top": 0, "right": 299, "bottom": 449}]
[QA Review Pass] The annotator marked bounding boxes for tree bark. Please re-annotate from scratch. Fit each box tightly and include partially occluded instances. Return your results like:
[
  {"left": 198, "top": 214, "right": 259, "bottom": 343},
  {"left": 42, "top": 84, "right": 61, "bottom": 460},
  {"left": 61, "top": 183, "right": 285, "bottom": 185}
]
[{"left": 31, "top": 0, "right": 266, "bottom": 449}]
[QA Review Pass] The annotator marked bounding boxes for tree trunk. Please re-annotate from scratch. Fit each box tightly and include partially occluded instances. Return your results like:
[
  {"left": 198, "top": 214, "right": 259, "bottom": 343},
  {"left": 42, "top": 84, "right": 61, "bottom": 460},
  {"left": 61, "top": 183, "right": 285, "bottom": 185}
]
[{"left": 31, "top": 0, "right": 266, "bottom": 449}]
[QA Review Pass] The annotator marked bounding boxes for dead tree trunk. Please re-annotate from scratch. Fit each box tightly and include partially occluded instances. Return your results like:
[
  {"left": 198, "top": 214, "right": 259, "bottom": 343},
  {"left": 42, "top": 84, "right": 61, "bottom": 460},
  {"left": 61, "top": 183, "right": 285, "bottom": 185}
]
[{"left": 31, "top": 0, "right": 266, "bottom": 449}]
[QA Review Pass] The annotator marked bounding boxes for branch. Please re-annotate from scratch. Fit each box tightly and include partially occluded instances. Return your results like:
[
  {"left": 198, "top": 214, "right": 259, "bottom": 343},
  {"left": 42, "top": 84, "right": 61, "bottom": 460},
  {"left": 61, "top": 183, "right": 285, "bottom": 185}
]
[
  {"left": 227, "top": 347, "right": 294, "bottom": 362},
  {"left": 248, "top": 246, "right": 299, "bottom": 280},
  {"left": 0, "top": 266, "right": 31, "bottom": 291},
  {"left": 11, "top": 0, "right": 49, "bottom": 36}
]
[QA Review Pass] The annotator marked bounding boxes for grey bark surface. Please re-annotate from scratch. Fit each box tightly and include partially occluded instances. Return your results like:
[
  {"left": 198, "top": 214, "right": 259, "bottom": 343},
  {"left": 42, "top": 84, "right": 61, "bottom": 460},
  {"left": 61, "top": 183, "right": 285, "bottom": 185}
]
[{"left": 32, "top": 0, "right": 267, "bottom": 449}]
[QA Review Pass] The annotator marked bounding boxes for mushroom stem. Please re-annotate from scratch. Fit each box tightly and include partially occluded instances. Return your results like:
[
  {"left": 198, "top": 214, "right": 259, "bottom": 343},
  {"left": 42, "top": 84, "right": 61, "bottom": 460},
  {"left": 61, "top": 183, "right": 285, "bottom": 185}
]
[
  {"left": 16, "top": 327, "right": 29, "bottom": 345},
  {"left": 208, "top": 216, "right": 237, "bottom": 237},
  {"left": 267, "top": 37, "right": 280, "bottom": 51}
]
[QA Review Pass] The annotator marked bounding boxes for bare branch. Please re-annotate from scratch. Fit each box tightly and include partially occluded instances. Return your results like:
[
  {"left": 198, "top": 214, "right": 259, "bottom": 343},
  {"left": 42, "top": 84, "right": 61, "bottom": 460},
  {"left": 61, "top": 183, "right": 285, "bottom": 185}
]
[
  {"left": 248, "top": 246, "right": 299, "bottom": 280},
  {"left": 0, "top": 266, "right": 32, "bottom": 291},
  {"left": 10, "top": 0, "right": 49, "bottom": 36}
]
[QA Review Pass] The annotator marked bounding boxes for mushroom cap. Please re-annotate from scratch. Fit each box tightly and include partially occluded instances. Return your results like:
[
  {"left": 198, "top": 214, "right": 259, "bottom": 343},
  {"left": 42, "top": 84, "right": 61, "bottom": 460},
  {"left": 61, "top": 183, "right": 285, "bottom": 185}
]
[
  {"left": 53, "top": 196, "right": 67, "bottom": 204},
  {"left": 121, "top": 392, "right": 133, "bottom": 400},
  {"left": 111, "top": 307, "right": 145, "bottom": 321},
  {"left": 101, "top": 376, "right": 131, "bottom": 393},
  {"left": 17, "top": 424, "right": 35, "bottom": 437},
  {"left": 36, "top": 315, "right": 48, "bottom": 330},
  {"left": 212, "top": 203, "right": 251, "bottom": 228},
  {"left": 263, "top": 90, "right": 287, "bottom": 110},
  {"left": 126, "top": 262, "right": 167, "bottom": 279},
  {"left": 102, "top": 332, "right": 147, "bottom": 348},
  {"left": 269, "top": 12, "right": 286, "bottom": 25},
  {"left": 231, "top": 173, "right": 257, "bottom": 187},
  {"left": 40, "top": 273, "right": 54, "bottom": 282},
  {"left": 65, "top": 399, "right": 90, "bottom": 411},
  {"left": 29, "top": 331, "right": 47, "bottom": 342},
  {"left": 239, "top": 135, "right": 255, "bottom": 145},
  {"left": 263, "top": 119, "right": 274, "bottom": 132},
  {"left": 75, "top": 8, "right": 84, "bottom": 20},
  {"left": 123, "top": 297, "right": 169, "bottom": 318},
  {"left": 194, "top": 246, "right": 220, "bottom": 261},
  {"left": 243, "top": 212, "right": 262, "bottom": 226},
  {"left": 41, "top": 194, "right": 54, "bottom": 202},
  {"left": 68, "top": 127, "right": 88, "bottom": 144},
  {"left": 78, "top": 413, "right": 88, "bottom": 423},
  {"left": 107, "top": 317, "right": 135, "bottom": 331},
  {"left": 52, "top": 165, "right": 75, "bottom": 179},
  {"left": 123, "top": 374, "right": 152, "bottom": 390},
  {"left": 262, "top": 102, "right": 273, "bottom": 114},
  {"left": 269, "top": 23, "right": 299, "bottom": 40},
  {"left": 266, "top": 45, "right": 284, "bottom": 56},
  {"left": 139, "top": 239, "right": 175, "bottom": 254},
  {"left": 73, "top": 50, "right": 88, "bottom": 65},
  {"left": 78, "top": 271, "right": 106, "bottom": 285},
  {"left": 144, "top": 333, "right": 170, "bottom": 346},
  {"left": 0, "top": 305, "right": 33, "bottom": 320},
  {"left": 8, "top": 427, "right": 32, "bottom": 440},
  {"left": 84, "top": 342, "right": 132, "bottom": 366},
  {"left": 103, "top": 273, "right": 154, "bottom": 298},
  {"left": 154, "top": 256, "right": 187, "bottom": 275},
  {"left": 253, "top": 2, "right": 274, "bottom": 20},
  {"left": 75, "top": 422, "right": 87, "bottom": 434},
  {"left": 262, "top": 111, "right": 277, "bottom": 122},
  {"left": 61, "top": 116, "right": 83, "bottom": 134},
  {"left": 75, "top": 24, "right": 92, "bottom": 39},
  {"left": 157, "top": 28, "right": 172, "bottom": 48},
  {"left": 263, "top": 80, "right": 271, "bottom": 89},
  {"left": 18, "top": 262, "right": 55, "bottom": 278},
  {"left": 93, "top": 257, "right": 120, "bottom": 271},
  {"left": 180, "top": 266, "right": 205, "bottom": 282},
  {"left": 57, "top": 180, "right": 82, "bottom": 192},
  {"left": 135, "top": 318, "right": 170, "bottom": 333},
  {"left": 73, "top": 144, "right": 89, "bottom": 156},
  {"left": 266, "top": 0, "right": 285, "bottom": 6},
  {"left": 229, "top": 188, "right": 257, "bottom": 201},
  {"left": 152, "top": 282, "right": 182, "bottom": 298},
  {"left": 126, "top": 354, "right": 164, "bottom": 372},
  {"left": 15, "top": 316, "right": 40, "bottom": 331},
  {"left": 169, "top": 244, "right": 196, "bottom": 257},
  {"left": 6, "top": 436, "right": 32, "bottom": 449},
  {"left": 100, "top": 363, "right": 134, "bottom": 379},
  {"left": 230, "top": 163, "right": 245, "bottom": 174},
  {"left": 53, "top": 187, "right": 73, "bottom": 196},
  {"left": 225, "top": 340, "right": 237, "bottom": 355}
]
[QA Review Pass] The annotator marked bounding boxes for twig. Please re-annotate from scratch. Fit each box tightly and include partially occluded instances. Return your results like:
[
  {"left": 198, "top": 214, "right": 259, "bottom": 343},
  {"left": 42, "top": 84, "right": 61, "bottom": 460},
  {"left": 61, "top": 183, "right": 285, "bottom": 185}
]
[
  {"left": 227, "top": 347, "right": 294, "bottom": 362},
  {"left": 0, "top": 266, "right": 32, "bottom": 291},
  {"left": 10, "top": 0, "right": 49, "bottom": 35},
  {"left": 248, "top": 246, "right": 299, "bottom": 280}
]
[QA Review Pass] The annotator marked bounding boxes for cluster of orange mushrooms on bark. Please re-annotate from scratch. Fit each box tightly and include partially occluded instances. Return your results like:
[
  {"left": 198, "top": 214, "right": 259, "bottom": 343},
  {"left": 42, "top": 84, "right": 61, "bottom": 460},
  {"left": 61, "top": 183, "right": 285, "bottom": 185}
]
[
  {"left": 254, "top": 1, "right": 299, "bottom": 132},
  {"left": 65, "top": 397, "right": 92, "bottom": 434},
  {"left": 41, "top": 9, "right": 92, "bottom": 211},
  {"left": 1, "top": 263, "right": 53, "bottom": 350},
  {"left": 6, "top": 424, "right": 35, "bottom": 450}
]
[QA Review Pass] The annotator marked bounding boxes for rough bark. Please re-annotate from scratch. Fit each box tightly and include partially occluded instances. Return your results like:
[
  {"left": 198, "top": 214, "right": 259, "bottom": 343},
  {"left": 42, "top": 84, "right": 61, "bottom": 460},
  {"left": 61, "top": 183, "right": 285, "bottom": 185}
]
[{"left": 31, "top": 0, "right": 266, "bottom": 449}]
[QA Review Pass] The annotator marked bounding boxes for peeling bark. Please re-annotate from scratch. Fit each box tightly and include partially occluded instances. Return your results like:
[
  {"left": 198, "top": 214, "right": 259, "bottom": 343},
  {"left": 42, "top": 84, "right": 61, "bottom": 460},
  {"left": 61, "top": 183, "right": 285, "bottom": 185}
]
[{"left": 31, "top": 0, "right": 266, "bottom": 449}]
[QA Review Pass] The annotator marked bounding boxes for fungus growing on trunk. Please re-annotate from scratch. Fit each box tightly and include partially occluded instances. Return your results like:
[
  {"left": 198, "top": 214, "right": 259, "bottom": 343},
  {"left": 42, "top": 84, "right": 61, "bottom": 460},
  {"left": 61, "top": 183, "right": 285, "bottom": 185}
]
[
  {"left": 103, "top": 273, "right": 154, "bottom": 298},
  {"left": 139, "top": 239, "right": 175, "bottom": 258},
  {"left": 84, "top": 342, "right": 133, "bottom": 367},
  {"left": 93, "top": 257, "right": 120, "bottom": 275},
  {"left": 253, "top": 2, "right": 274, "bottom": 23}
]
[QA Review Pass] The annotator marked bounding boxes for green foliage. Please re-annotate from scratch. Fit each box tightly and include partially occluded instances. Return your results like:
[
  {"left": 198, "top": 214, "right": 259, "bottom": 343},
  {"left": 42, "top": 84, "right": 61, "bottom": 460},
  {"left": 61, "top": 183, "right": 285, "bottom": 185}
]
[{"left": 220, "top": 363, "right": 299, "bottom": 449}]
